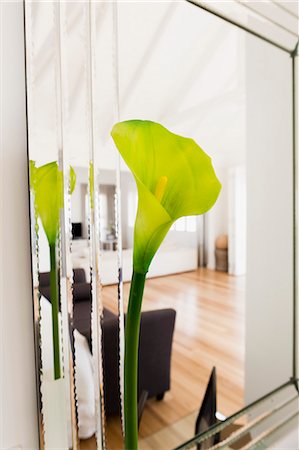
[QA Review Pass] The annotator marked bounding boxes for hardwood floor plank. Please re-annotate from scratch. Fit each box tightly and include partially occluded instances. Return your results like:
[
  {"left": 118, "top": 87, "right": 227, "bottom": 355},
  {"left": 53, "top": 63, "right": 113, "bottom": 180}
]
[{"left": 81, "top": 268, "right": 245, "bottom": 450}]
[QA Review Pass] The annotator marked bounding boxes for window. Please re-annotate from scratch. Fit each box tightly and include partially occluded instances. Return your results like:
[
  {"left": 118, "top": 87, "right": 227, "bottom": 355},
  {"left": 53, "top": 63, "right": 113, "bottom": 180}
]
[
  {"left": 128, "top": 191, "right": 138, "bottom": 227},
  {"left": 171, "top": 216, "right": 197, "bottom": 232}
]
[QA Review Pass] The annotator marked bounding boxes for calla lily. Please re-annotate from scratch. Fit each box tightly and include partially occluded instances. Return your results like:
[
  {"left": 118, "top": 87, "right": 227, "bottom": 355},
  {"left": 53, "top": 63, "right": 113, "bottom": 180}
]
[
  {"left": 30, "top": 161, "right": 76, "bottom": 245},
  {"left": 111, "top": 120, "right": 221, "bottom": 450},
  {"left": 30, "top": 161, "right": 76, "bottom": 380},
  {"left": 111, "top": 120, "right": 221, "bottom": 274},
  {"left": 89, "top": 162, "right": 94, "bottom": 211}
]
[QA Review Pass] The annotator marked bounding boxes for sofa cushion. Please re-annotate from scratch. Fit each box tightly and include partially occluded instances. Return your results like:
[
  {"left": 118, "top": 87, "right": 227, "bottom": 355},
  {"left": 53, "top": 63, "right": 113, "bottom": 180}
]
[
  {"left": 103, "top": 308, "right": 117, "bottom": 321},
  {"left": 73, "top": 301, "right": 117, "bottom": 349},
  {"left": 39, "top": 282, "right": 90, "bottom": 304},
  {"left": 73, "top": 301, "right": 92, "bottom": 347},
  {"left": 73, "top": 283, "right": 91, "bottom": 302},
  {"left": 39, "top": 268, "right": 87, "bottom": 289},
  {"left": 73, "top": 268, "right": 87, "bottom": 284}
]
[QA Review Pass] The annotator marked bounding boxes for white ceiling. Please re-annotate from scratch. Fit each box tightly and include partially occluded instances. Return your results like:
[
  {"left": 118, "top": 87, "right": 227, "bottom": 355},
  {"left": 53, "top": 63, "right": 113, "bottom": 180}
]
[
  {"left": 92, "top": 0, "right": 247, "bottom": 169},
  {"left": 26, "top": 0, "right": 297, "bottom": 170}
]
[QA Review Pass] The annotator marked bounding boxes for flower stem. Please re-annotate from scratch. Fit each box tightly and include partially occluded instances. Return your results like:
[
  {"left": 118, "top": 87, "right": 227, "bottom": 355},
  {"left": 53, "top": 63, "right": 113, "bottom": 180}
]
[
  {"left": 125, "top": 271, "right": 146, "bottom": 450},
  {"left": 49, "top": 243, "right": 61, "bottom": 380}
]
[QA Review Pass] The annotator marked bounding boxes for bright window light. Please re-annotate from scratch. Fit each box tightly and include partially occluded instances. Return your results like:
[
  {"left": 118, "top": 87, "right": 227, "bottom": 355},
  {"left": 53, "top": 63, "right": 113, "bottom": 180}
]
[
  {"left": 186, "top": 216, "right": 197, "bottom": 232},
  {"left": 99, "top": 193, "right": 108, "bottom": 233},
  {"left": 128, "top": 191, "right": 138, "bottom": 227},
  {"left": 171, "top": 216, "right": 196, "bottom": 232}
]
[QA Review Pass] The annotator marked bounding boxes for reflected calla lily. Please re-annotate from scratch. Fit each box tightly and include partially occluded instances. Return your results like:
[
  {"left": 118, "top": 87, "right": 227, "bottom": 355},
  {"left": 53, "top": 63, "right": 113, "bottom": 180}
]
[
  {"left": 30, "top": 160, "right": 76, "bottom": 380},
  {"left": 111, "top": 120, "right": 221, "bottom": 274},
  {"left": 30, "top": 161, "right": 76, "bottom": 246}
]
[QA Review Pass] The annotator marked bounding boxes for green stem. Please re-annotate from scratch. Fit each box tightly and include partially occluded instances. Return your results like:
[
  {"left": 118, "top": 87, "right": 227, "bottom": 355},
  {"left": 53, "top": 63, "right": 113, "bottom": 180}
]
[
  {"left": 49, "top": 243, "right": 61, "bottom": 380},
  {"left": 125, "top": 271, "right": 146, "bottom": 450}
]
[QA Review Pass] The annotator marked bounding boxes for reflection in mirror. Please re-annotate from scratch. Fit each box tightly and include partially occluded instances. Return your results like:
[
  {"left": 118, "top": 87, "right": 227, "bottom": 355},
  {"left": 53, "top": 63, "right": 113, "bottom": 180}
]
[
  {"left": 104, "top": 2, "right": 247, "bottom": 447},
  {"left": 25, "top": 1, "right": 80, "bottom": 447},
  {"left": 25, "top": 0, "right": 297, "bottom": 449},
  {"left": 25, "top": 1, "right": 122, "bottom": 448}
]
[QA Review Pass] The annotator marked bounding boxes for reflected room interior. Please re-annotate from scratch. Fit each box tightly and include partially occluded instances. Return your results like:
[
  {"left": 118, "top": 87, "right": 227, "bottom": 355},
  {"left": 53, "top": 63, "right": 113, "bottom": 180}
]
[{"left": 24, "top": 1, "right": 298, "bottom": 450}]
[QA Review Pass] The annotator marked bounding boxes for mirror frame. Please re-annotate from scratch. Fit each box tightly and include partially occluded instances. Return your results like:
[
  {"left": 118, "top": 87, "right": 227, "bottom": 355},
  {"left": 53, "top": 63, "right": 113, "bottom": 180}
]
[
  {"left": 174, "top": 1, "right": 299, "bottom": 448},
  {"left": 24, "top": 0, "right": 298, "bottom": 448}
]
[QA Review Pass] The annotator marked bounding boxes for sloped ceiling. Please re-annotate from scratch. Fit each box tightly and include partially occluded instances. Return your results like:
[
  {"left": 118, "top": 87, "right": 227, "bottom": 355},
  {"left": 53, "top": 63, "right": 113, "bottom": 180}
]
[
  {"left": 116, "top": 1, "right": 246, "bottom": 168},
  {"left": 26, "top": 1, "right": 298, "bottom": 169}
]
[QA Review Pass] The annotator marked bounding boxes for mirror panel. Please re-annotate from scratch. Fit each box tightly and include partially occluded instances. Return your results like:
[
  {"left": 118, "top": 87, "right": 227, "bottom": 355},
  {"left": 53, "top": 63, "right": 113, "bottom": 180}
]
[
  {"left": 25, "top": 2, "right": 123, "bottom": 448},
  {"left": 25, "top": 2, "right": 79, "bottom": 448},
  {"left": 25, "top": 1, "right": 297, "bottom": 449}
]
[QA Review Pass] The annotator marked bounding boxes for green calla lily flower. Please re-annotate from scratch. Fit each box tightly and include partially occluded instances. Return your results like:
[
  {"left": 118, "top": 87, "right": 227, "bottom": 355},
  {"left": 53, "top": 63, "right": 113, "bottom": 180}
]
[
  {"left": 30, "top": 161, "right": 76, "bottom": 380},
  {"left": 30, "top": 161, "right": 76, "bottom": 245},
  {"left": 111, "top": 120, "right": 221, "bottom": 274},
  {"left": 70, "top": 165, "right": 76, "bottom": 196},
  {"left": 111, "top": 120, "right": 221, "bottom": 450}
]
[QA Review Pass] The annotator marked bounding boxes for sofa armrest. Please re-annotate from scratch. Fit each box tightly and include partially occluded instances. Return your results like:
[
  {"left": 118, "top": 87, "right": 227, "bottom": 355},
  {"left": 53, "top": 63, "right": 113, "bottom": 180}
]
[
  {"left": 102, "top": 316, "right": 120, "bottom": 415},
  {"left": 102, "top": 308, "right": 176, "bottom": 415},
  {"left": 73, "top": 283, "right": 91, "bottom": 303},
  {"left": 138, "top": 309, "right": 176, "bottom": 398},
  {"left": 39, "top": 282, "right": 91, "bottom": 305},
  {"left": 73, "top": 268, "right": 87, "bottom": 284}
]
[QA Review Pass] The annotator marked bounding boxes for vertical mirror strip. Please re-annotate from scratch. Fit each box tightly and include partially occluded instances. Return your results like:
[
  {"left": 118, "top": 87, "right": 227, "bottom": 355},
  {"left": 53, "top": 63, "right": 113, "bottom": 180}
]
[
  {"left": 86, "top": 2, "right": 106, "bottom": 447},
  {"left": 53, "top": 2, "right": 80, "bottom": 447},
  {"left": 112, "top": 0, "right": 125, "bottom": 433},
  {"left": 24, "top": 4, "right": 45, "bottom": 447},
  {"left": 25, "top": 1, "right": 81, "bottom": 447},
  {"left": 25, "top": 0, "right": 128, "bottom": 445}
]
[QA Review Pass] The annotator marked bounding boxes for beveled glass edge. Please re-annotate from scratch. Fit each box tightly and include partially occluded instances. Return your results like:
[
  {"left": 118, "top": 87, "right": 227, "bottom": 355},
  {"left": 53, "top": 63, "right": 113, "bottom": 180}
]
[
  {"left": 174, "top": 380, "right": 297, "bottom": 450},
  {"left": 213, "top": 395, "right": 298, "bottom": 450},
  {"left": 292, "top": 41, "right": 299, "bottom": 390},
  {"left": 111, "top": 0, "right": 126, "bottom": 434},
  {"left": 186, "top": 0, "right": 296, "bottom": 54},
  {"left": 248, "top": 410, "right": 299, "bottom": 450},
  {"left": 87, "top": 2, "right": 106, "bottom": 448},
  {"left": 54, "top": 2, "right": 80, "bottom": 447}
]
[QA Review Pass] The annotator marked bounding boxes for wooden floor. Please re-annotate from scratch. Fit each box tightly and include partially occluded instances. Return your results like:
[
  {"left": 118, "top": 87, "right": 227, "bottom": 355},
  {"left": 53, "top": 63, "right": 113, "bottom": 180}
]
[{"left": 81, "top": 268, "right": 245, "bottom": 450}]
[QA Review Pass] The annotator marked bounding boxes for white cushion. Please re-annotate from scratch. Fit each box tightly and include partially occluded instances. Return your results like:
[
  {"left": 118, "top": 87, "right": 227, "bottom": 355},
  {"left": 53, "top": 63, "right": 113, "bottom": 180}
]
[{"left": 40, "top": 296, "right": 95, "bottom": 442}]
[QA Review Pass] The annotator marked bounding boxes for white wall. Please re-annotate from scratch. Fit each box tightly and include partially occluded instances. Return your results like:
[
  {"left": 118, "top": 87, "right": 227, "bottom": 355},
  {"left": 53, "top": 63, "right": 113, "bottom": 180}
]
[
  {"left": 205, "top": 166, "right": 230, "bottom": 270},
  {"left": 72, "top": 184, "right": 86, "bottom": 224},
  {"left": 0, "top": 3, "right": 39, "bottom": 448},
  {"left": 228, "top": 166, "right": 246, "bottom": 276},
  {"left": 245, "top": 34, "right": 293, "bottom": 403}
]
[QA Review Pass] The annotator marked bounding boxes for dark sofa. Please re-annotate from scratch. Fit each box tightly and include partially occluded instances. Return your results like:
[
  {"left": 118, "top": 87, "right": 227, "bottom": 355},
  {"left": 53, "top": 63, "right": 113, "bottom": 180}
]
[{"left": 39, "top": 268, "right": 176, "bottom": 415}]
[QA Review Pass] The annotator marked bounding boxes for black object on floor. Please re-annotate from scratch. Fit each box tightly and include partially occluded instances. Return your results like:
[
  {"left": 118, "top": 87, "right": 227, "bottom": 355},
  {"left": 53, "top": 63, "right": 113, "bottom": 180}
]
[{"left": 195, "top": 366, "right": 220, "bottom": 449}]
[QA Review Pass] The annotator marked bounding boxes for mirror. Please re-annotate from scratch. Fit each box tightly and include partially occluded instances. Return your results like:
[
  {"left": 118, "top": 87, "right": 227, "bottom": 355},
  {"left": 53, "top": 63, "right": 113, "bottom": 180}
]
[
  {"left": 25, "top": 1, "right": 298, "bottom": 449},
  {"left": 25, "top": 2, "right": 121, "bottom": 447}
]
